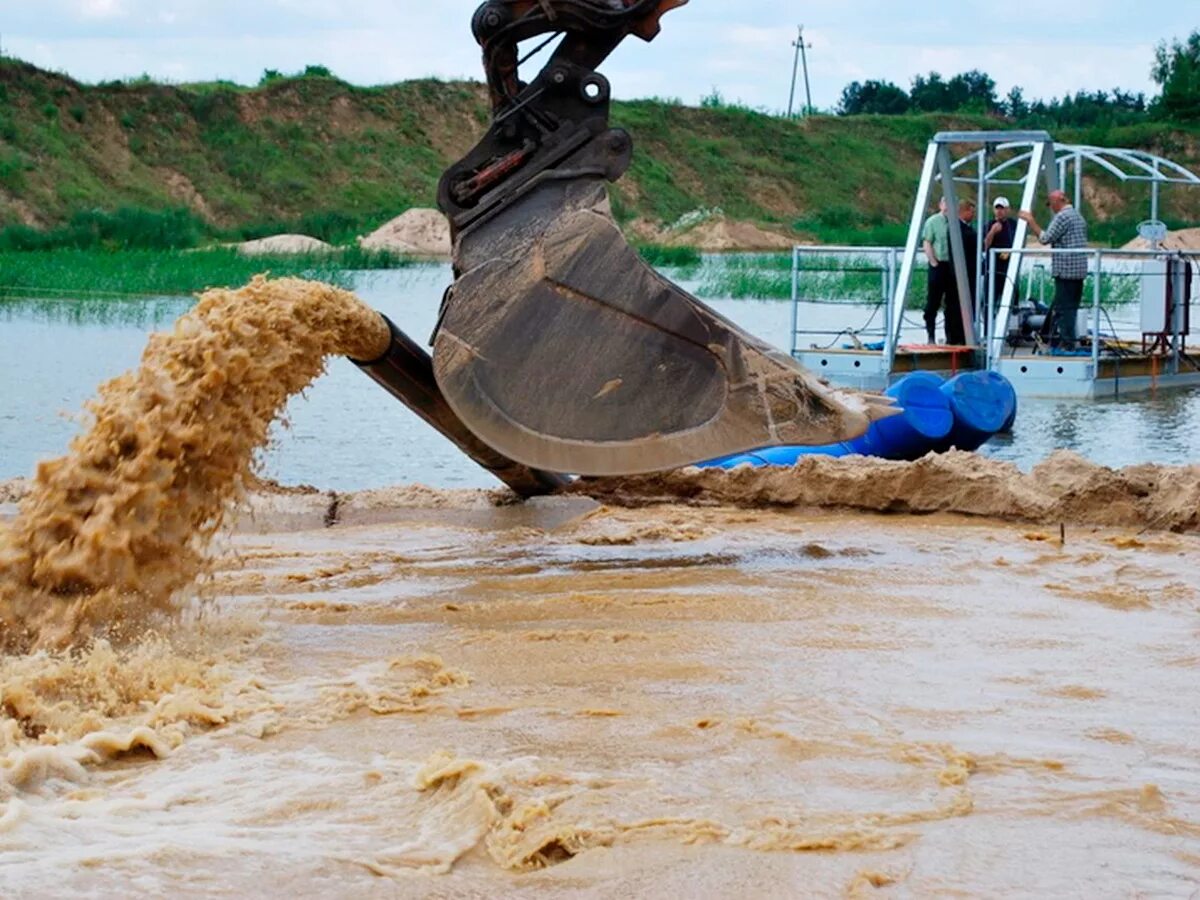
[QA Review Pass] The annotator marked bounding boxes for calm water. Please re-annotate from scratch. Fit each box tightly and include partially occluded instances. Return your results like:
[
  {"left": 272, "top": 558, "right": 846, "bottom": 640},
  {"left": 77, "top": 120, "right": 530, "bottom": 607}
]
[{"left": 3, "top": 264, "right": 1200, "bottom": 490}]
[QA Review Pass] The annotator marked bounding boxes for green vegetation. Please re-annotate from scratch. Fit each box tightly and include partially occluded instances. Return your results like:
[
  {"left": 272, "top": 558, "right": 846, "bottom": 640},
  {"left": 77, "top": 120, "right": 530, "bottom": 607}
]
[
  {"left": 1154, "top": 32, "right": 1200, "bottom": 121},
  {"left": 0, "top": 206, "right": 205, "bottom": 250},
  {"left": 0, "top": 55, "right": 1196, "bottom": 267},
  {"left": 836, "top": 30, "right": 1200, "bottom": 127},
  {"left": 697, "top": 253, "right": 895, "bottom": 303},
  {"left": 635, "top": 244, "right": 702, "bottom": 267},
  {"left": 0, "top": 247, "right": 412, "bottom": 299}
]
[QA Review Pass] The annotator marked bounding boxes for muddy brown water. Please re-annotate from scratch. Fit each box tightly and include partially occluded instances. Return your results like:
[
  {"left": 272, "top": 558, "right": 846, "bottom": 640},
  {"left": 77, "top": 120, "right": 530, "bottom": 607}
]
[
  {"left": 2, "top": 501, "right": 1197, "bottom": 896},
  {"left": 0, "top": 278, "right": 1198, "bottom": 896}
]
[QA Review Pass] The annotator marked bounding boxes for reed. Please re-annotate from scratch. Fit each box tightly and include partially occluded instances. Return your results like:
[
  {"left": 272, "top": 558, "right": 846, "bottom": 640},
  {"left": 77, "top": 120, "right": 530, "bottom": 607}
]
[{"left": 0, "top": 247, "right": 413, "bottom": 300}]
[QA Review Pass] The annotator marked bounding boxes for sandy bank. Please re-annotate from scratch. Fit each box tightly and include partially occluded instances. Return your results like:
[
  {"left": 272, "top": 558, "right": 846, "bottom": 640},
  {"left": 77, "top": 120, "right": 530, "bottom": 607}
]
[
  {"left": 1122, "top": 226, "right": 1200, "bottom": 252},
  {"left": 578, "top": 450, "right": 1200, "bottom": 533},
  {"left": 5, "top": 449, "right": 1199, "bottom": 535},
  {"left": 630, "top": 214, "right": 796, "bottom": 252}
]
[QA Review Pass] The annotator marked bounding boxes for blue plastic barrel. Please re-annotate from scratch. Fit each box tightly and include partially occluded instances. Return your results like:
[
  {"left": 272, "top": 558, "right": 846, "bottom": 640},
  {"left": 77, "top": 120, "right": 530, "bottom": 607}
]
[
  {"left": 935, "top": 371, "right": 1017, "bottom": 452},
  {"left": 697, "top": 370, "right": 1016, "bottom": 469},
  {"left": 847, "top": 372, "right": 954, "bottom": 460}
]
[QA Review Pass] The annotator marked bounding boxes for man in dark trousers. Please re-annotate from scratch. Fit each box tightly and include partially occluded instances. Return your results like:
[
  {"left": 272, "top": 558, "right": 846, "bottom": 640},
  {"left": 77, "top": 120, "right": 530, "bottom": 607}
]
[
  {"left": 1019, "top": 190, "right": 1089, "bottom": 351},
  {"left": 984, "top": 196, "right": 1018, "bottom": 319},
  {"left": 957, "top": 198, "right": 979, "bottom": 315},
  {"left": 922, "top": 197, "right": 965, "bottom": 345}
]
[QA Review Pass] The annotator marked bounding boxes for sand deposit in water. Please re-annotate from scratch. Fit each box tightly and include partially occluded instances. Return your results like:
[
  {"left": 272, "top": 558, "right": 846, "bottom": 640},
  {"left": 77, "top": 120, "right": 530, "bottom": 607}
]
[{"left": 0, "top": 276, "right": 389, "bottom": 652}]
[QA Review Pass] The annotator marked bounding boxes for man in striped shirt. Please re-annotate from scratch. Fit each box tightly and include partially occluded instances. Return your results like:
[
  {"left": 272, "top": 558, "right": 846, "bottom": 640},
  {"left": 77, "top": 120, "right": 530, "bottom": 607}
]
[{"left": 1019, "top": 190, "right": 1089, "bottom": 351}]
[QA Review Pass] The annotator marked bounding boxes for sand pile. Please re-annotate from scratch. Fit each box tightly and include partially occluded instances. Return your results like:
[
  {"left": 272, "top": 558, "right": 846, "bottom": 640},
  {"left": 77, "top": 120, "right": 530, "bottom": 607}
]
[
  {"left": 576, "top": 450, "right": 1200, "bottom": 533},
  {"left": 669, "top": 217, "right": 795, "bottom": 252},
  {"left": 1121, "top": 226, "right": 1200, "bottom": 252},
  {"left": 0, "top": 276, "right": 390, "bottom": 653},
  {"left": 237, "top": 235, "right": 334, "bottom": 256},
  {"left": 625, "top": 215, "right": 795, "bottom": 252},
  {"left": 358, "top": 208, "right": 452, "bottom": 257}
]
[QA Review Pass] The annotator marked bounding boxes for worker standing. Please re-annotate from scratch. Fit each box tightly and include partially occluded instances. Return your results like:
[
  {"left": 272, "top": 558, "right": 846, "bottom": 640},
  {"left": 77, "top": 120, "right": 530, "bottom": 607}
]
[
  {"left": 1018, "top": 190, "right": 1089, "bottom": 352},
  {"left": 985, "top": 197, "right": 1018, "bottom": 320},
  {"left": 922, "top": 197, "right": 964, "bottom": 345}
]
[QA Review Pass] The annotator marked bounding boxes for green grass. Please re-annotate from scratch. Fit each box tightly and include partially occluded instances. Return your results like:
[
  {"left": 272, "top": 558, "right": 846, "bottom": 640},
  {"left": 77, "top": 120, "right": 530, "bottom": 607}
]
[
  {"left": 0, "top": 59, "right": 1197, "bottom": 262},
  {"left": 0, "top": 294, "right": 192, "bottom": 326},
  {"left": 635, "top": 244, "right": 702, "bottom": 267},
  {"left": 696, "top": 252, "right": 894, "bottom": 303},
  {"left": 694, "top": 252, "right": 1146, "bottom": 311},
  {"left": 0, "top": 247, "right": 413, "bottom": 299}
]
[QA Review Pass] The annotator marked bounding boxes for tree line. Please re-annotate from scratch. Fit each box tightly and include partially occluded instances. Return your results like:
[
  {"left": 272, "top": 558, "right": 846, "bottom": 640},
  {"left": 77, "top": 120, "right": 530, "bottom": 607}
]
[{"left": 837, "top": 30, "right": 1199, "bottom": 125}]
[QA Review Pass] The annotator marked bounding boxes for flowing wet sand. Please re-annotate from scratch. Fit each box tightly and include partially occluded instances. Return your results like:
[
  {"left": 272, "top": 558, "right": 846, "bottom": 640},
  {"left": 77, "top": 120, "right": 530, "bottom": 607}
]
[{"left": 2, "top": 495, "right": 1197, "bottom": 897}]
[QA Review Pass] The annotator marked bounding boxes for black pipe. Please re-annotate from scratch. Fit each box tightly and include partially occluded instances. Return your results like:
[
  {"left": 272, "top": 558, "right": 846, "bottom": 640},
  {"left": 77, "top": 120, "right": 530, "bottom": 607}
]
[{"left": 352, "top": 314, "right": 570, "bottom": 498}]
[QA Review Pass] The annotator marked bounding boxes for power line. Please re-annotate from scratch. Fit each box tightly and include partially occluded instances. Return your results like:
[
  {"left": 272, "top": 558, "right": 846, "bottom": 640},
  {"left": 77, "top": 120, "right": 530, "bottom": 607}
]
[{"left": 787, "top": 25, "right": 814, "bottom": 118}]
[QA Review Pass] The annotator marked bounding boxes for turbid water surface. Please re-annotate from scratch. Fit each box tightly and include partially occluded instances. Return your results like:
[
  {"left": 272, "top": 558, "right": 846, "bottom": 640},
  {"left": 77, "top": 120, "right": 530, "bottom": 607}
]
[{"left": 1, "top": 498, "right": 1196, "bottom": 897}]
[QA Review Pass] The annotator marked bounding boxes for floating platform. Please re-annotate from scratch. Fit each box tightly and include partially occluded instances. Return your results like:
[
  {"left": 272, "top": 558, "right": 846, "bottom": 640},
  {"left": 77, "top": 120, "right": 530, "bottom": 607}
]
[{"left": 795, "top": 346, "right": 1200, "bottom": 399}]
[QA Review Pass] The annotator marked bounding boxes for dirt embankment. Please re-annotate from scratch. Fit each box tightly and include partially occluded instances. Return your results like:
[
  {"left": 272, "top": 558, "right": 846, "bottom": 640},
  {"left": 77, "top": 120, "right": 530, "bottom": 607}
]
[
  {"left": 574, "top": 450, "right": 1200, "bottom": 533},
  {"left": 9, "top": 449, "right": 1198, "bottom": 536},
  {"left": 1122, "top": 227, "right": 1200, "bottom": 252},
  {"left": 629, "top": 215, "right": 796, "bottom": 252}
]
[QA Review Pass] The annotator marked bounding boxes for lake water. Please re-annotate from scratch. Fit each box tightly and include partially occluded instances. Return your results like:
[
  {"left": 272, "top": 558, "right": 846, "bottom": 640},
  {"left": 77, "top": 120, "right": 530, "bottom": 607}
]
[{"left": 3, "top": 263, "right": 1200, "bottom": 491}]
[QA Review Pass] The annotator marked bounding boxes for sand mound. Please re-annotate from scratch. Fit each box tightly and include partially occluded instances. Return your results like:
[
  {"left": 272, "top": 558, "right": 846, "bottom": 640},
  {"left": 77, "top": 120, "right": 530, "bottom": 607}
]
[
  {"left": 670, "top": 217, "right": 795, "bottom": 252},
  {"left": 575, "top": 450, "right": 1200, "bottom": 533},
  {"left": 625, "top": 215, "right": 795, "bottom": 252},
  {"left": 358, "top": 208, "right": 452, "bottom": 257},
  {"left": 1121, "top": 226, "right": 1200, "bottom": 252},
  {"left": 237, "top": 234, "right": 334, "bottom": 256}
]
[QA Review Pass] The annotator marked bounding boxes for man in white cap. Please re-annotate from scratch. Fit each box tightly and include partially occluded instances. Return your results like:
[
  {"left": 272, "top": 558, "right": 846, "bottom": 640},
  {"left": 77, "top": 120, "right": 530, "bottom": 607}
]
[{"left": 984, "top": 197, "right": 1018, "bottom": 319}]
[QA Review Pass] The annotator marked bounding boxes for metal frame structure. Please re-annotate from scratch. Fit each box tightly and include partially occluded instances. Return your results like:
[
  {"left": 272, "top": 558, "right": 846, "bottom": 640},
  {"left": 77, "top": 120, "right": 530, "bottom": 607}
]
[
  {"left": 887, "top": 131, "right": 1200, "bottom": 376},
  {"left": 890, "top": 131, "right": 1057, "bottom": 369}
]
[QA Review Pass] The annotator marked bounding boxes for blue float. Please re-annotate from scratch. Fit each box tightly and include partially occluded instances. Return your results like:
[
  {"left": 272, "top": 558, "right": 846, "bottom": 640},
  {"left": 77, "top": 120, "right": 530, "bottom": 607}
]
[
  {"left": 698, "top": 370, "right": 1016, "bottom": 469},
  {"left": 934, "top": 371, "right": 1018, "bottom": 452},
  {"left": 846, "top": 371, "right": 954, "bottom": 460}
]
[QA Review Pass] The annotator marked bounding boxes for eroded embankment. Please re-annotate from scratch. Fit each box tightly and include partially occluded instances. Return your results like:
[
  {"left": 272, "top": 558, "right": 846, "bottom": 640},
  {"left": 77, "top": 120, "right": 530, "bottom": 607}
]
[
  {"left": 574, "top": 450, "right": 1200, "bottom": 533},
  {"left": 0, "top": 276, "right": 390, "bottom": 653}
]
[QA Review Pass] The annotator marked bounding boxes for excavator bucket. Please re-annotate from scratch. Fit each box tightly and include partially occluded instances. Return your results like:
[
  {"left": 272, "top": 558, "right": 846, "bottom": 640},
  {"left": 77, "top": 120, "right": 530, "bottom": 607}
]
[
  {"left": 427, "top": 0, "right": 894, "bottom": 477},
  {"left": 436, "top": 181, "right": 892, "bottom": 476}
]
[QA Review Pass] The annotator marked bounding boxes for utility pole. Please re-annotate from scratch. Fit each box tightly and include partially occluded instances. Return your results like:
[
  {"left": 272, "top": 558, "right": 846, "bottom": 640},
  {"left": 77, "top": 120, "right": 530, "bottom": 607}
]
[
  {"left": 799, "top": 27, "right": 814, "bottom": 116},
  {"left": 787, "top": 26, "right": 814, "bottom": 118}
]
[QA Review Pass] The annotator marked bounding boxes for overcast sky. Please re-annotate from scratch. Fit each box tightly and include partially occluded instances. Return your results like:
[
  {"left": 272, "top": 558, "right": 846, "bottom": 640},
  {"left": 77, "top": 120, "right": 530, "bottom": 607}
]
[{"left": 3, "top": 1, "right": 1191, "bottom": 111}]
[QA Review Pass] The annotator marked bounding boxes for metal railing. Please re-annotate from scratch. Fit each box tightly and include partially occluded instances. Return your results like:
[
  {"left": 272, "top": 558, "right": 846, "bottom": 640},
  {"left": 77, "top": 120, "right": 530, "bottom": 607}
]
[
  {"left": 791, "top": 243, "right": 1199, "bottom": 378},
  {"left": 789, "top": 245, "right": 902, "bottom": 362},
  {"left": 985, "top": 247, "right": 1199, "bottom": 374}
]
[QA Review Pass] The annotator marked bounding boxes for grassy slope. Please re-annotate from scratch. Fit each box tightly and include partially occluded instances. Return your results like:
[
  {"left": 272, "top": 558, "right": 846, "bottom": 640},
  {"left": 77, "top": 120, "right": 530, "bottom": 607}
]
[{"left": 2, "top": 59, "right": 1198, "bottom": 240}]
